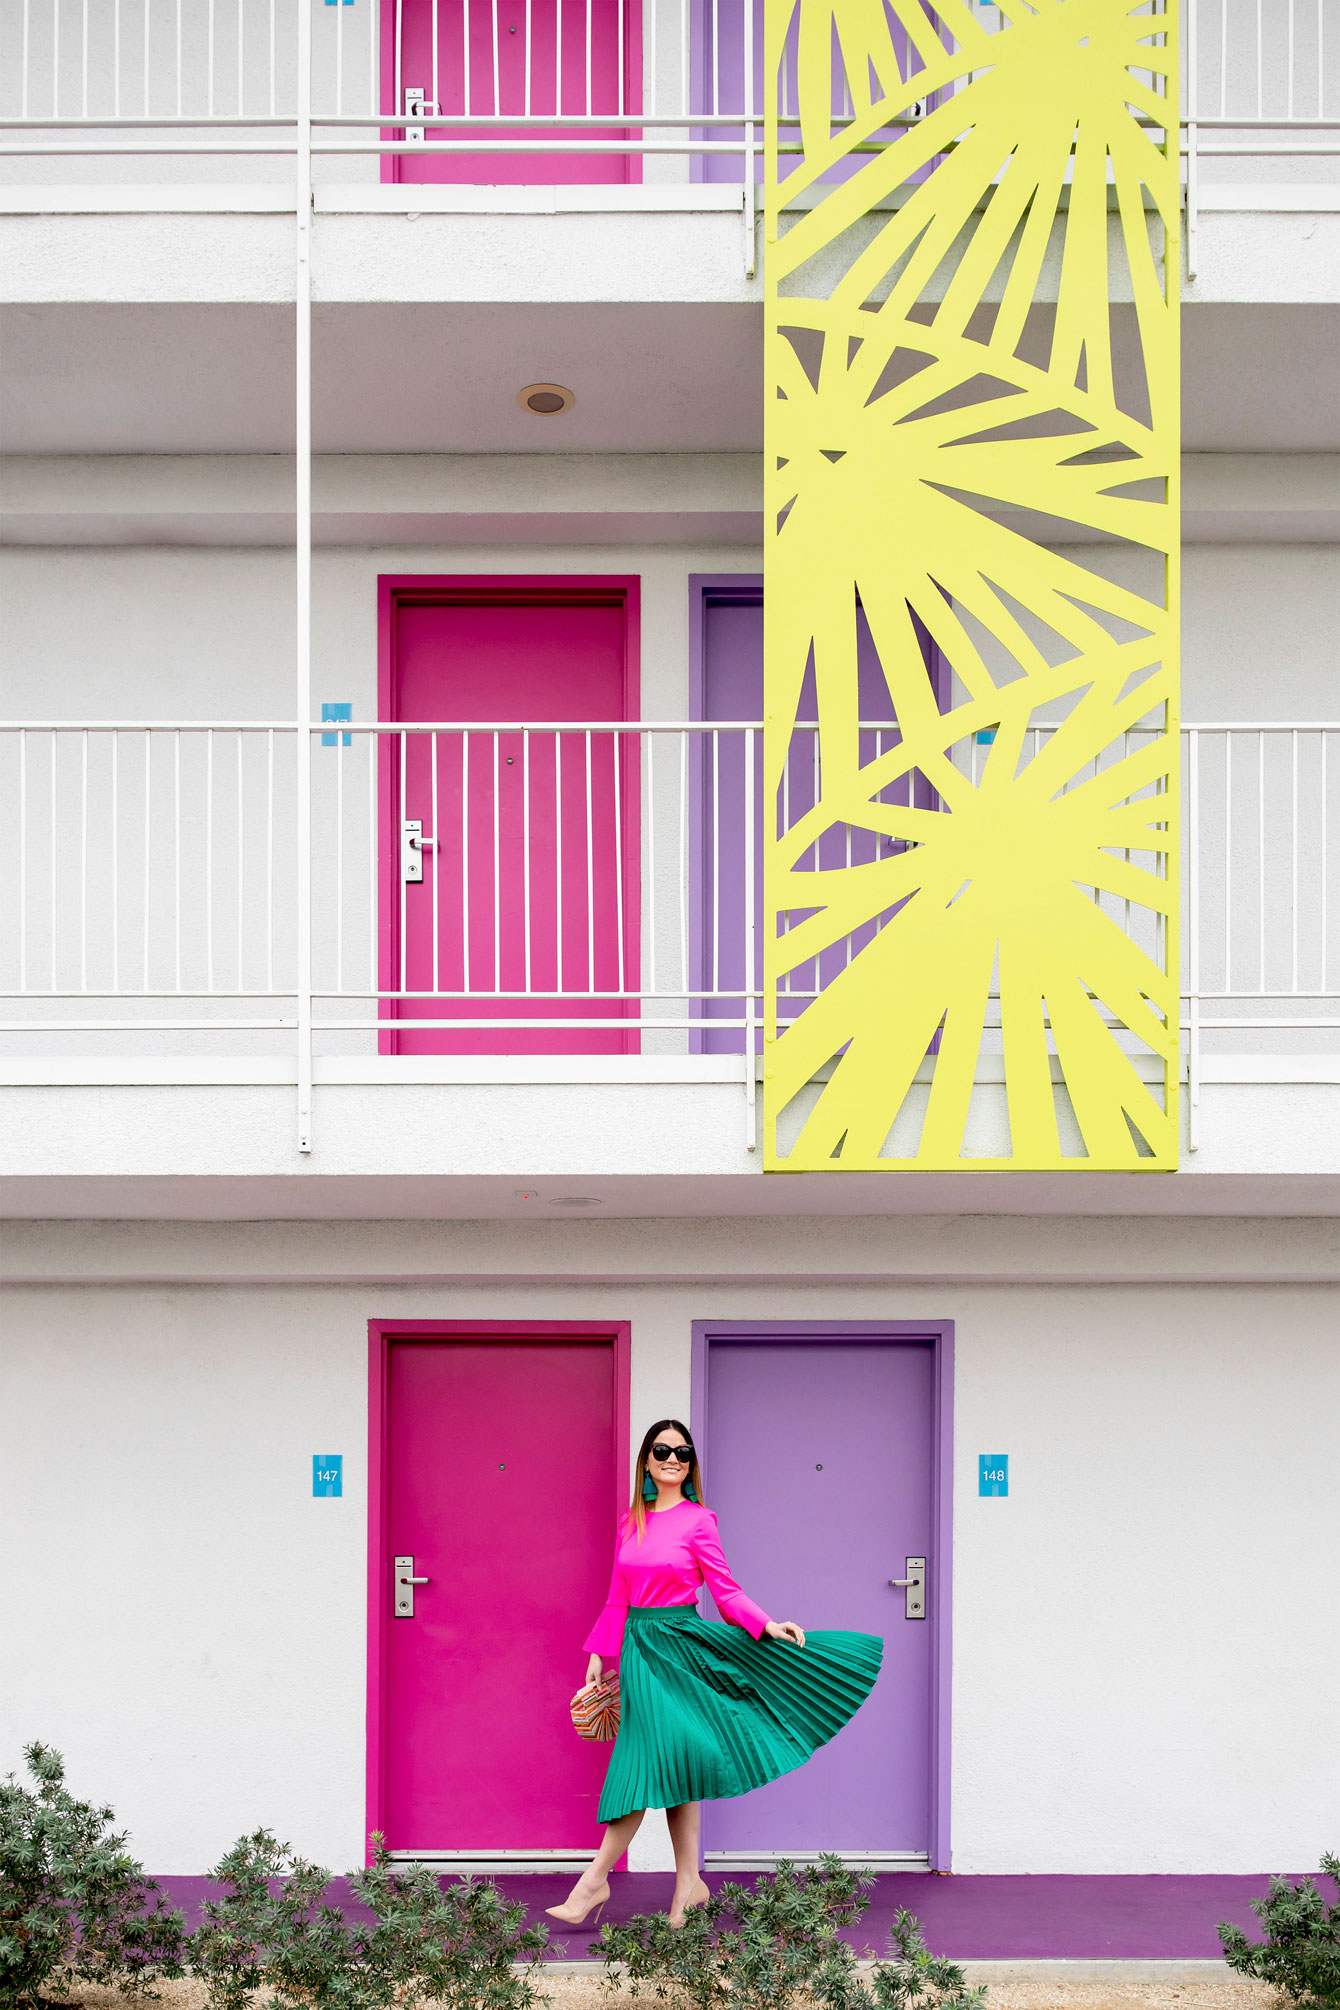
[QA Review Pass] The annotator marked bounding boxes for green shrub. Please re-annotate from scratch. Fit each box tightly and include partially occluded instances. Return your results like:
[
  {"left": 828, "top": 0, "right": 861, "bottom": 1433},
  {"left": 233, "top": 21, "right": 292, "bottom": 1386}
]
[
  {"left": 0, "top": 1744, "right": 186, "bottom": 2010},
  {"left": 1219, "top": 1853, "right": 1340, "bottom": 2010},
  {"left": 189, "top": 1830, "right": 550, "bottom": 2010},
  {"left": 596, "top": 1857, "right": 983, "bottom": 2010}
]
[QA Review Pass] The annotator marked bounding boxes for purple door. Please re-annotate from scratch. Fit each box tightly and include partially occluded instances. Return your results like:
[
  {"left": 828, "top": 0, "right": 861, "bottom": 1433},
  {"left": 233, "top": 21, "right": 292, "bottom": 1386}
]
[
  {"left": 696, "top": 583, "right": 943, "bottom": 1055},
  {"left": 380, "top": 1336, "right": 617, "bottom": 1851},
  {"left": 692, "top": 0, "right": 945, "bottom": 185},
  {"left": 700, "top": 1338, "right": 936, "bottom": 1859}
]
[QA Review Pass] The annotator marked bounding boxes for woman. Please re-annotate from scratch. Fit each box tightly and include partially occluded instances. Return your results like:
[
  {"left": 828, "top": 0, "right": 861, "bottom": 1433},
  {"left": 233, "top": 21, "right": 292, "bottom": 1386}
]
[{"left": 546, "top": 1419, "right": 882, "bottom": 1931}]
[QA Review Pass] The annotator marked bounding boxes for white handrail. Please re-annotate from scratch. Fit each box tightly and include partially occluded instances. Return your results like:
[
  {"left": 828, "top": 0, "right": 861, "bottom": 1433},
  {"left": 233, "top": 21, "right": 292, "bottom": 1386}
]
[
  {"left": 2, "top": 725, "right": 1335, "bottom": 1034},
  {"left": 0, "top": 0, "right": 1334, "bottom": 181}
]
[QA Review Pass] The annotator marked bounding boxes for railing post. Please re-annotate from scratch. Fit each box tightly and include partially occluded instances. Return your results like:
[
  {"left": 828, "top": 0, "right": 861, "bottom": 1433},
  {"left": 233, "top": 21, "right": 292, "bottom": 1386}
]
[
  {"left": 744, "top": 724, "right": 757, "bottom": 1151},
  {"left": 1185, "top": 0, "right": 1198, "bottom": 281},
  {"left": 1187, "top": 728, "right": 1200, "bottom": 1153},
  {"left": 296, "top": 0, "right": 315, "bottom": 1155},
  {"left": 742, "top": 0, "right": 757, "bottom": 277}
]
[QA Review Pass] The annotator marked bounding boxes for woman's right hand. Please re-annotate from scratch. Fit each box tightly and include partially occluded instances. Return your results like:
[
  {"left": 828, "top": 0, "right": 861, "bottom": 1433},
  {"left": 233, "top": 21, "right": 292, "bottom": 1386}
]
[{"left": 585, "top": 1653, "right": 604, "bottom": 1689}]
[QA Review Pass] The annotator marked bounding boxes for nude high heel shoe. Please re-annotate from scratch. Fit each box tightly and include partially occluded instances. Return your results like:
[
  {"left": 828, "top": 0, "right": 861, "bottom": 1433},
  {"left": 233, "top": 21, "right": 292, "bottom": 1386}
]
[
  {"left": 668, "top": 1877, "right": 710, "bottom": 1928},
  {"left": 544, "top": 1879, "right": 610, "bottom": 1929}
]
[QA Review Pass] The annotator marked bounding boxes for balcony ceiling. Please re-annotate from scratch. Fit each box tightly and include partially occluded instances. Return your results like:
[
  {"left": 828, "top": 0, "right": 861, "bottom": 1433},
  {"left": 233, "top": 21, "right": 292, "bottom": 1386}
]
[
  {"left": 2, "top": 1167, "right": 1339, "bottom": 1227},
  {"left": 2, "top": 300, "right": 1338, "bottom": 459}
]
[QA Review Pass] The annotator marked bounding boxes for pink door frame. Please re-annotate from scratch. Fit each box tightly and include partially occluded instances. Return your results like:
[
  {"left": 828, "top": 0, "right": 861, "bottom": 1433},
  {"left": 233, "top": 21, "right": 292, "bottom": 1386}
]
[
  {"left": 689, "top": 1319, "right": 954, "bottom": 1871},
  {"left": 366, "top": 1318, "right": 632, "bottom": 1860},
  {"left": 377, "top": 574, "right": 642, "bottom": 1055}
]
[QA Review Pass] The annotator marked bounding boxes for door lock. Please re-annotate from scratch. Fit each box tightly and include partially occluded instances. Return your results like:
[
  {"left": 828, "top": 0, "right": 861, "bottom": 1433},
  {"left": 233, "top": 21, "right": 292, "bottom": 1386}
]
[
  {"left": 403, "top": 85, "right": 439, "bottom": 144},
  {"left": 401, "top": 820, "right": 437, "bottom": 883},
  {"left": 393, "top": 1555, "right": 429, "bottom": 1617},
  {"left": 889, "top": 1556, "right": 926, "bottom": 1620}
]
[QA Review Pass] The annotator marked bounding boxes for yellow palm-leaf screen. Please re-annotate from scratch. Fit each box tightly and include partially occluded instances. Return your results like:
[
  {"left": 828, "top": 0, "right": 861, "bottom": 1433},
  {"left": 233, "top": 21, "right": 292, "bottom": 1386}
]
[{"left": 763, "top": 0, "right": 1180, "bottom": 1171}]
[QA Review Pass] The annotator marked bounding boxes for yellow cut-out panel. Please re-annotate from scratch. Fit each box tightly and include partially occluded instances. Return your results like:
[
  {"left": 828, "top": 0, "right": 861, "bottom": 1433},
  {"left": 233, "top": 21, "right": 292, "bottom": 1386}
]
[{"left": 763, "top": 0, "right": 1180, "bottom": 1171}]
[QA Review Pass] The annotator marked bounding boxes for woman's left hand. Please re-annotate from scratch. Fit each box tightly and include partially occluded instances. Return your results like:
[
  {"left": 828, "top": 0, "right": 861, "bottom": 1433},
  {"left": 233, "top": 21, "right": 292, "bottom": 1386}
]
[{"left": 765, "top": 1620, "right": 806, "bottom": 1648}]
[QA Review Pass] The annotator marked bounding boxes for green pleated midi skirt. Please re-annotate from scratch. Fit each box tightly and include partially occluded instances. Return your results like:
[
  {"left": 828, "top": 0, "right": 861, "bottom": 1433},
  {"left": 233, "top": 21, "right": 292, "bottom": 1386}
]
[{"left": 597, "top": 1604, "right": 883, "bottom": 1824}]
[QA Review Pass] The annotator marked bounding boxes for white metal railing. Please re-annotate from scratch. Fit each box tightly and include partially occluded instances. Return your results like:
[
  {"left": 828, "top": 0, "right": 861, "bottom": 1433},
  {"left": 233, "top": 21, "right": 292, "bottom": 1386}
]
[
  {"left": 2, "top": 720, "right": 1336, "bottom": 1150},
  {"left": 0, "top": 719, "right": 757, "bottom": 1012},
  {"left": 1, "top": 0, "right": 1335, "bottom": 187}
]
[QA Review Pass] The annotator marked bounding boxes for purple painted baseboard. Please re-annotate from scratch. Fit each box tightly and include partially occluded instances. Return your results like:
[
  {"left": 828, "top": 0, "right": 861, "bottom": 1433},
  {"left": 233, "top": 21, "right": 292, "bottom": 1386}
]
[{"left": 151, "top": 1870, "right": 1334, "bottom": 1960}]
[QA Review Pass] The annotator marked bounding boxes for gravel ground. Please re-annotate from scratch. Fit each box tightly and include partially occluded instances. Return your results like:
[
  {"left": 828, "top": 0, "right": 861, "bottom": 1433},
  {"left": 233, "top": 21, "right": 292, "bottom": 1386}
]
[
  {"left": 66, "top": 1977, "right": 1279, "bottom": 2010},
  {"left": 541, "top": 1977, "right": 1278, "bottom": 2010}
]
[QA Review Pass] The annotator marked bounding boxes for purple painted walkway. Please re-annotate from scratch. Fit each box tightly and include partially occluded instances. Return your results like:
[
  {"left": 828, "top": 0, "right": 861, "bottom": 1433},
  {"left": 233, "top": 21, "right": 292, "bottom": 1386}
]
[{"left": 155, "top": 1869, "right": 1331, "bottom": 1960}]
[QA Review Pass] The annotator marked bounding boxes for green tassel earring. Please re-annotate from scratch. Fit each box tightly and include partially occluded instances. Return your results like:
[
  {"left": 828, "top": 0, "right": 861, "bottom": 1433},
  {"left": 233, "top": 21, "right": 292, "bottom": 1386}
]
[{"left": 642, "top": 1471, "right": 658, "bottom": 1501}]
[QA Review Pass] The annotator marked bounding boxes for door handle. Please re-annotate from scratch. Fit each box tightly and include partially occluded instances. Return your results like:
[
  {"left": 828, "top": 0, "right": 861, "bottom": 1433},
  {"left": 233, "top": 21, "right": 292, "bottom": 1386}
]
[
  {"left": 889, "top": 1556, "right": 926, "bottom": 1620},
  {"left": 401, "top": 820, "right": 438, "bottom": 884},
  {"left": 404, "top": 85, "right": 439, "bottom": 144},
  {"left": 393, "top": 1555, "right": 430, "bottom": 1617}
]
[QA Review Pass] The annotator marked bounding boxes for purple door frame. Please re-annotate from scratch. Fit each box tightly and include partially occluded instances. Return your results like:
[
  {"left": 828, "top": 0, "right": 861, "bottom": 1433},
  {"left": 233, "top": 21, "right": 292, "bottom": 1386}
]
[
  {"left": 690, "top": 1319, "right": 953, "bottom": 1872},
  {"left": 688, "top": 575, "right": 762, "bottom": 1055}
]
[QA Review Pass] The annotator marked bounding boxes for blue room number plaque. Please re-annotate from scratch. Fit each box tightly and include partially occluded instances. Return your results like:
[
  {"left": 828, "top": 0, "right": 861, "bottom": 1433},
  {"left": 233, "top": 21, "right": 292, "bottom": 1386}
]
[
  {"left": 313, "top": 1455, "right": 343, "bottom": 1497},
  {"left": 979, "top": 1454, "right": 1009, "bottom": 1497}
]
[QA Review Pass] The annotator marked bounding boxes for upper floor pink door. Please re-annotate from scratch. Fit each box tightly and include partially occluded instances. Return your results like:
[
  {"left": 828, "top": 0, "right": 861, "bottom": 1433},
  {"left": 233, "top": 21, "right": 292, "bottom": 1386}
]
[
  {"left": 380, "top": 580, "right": 640, "bottom": 1054},
  {"left": 384, "top": 0, "right": 641, "bottom": 183}
]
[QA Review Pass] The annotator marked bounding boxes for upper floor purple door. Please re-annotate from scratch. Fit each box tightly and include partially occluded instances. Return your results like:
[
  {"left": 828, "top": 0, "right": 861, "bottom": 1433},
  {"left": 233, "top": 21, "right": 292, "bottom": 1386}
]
[
  {"left": 692, "top": 0, "right": 946, "bottom": 184},
  {"left": 694, "top": 580, "right": 944, "bottom": 1055}
]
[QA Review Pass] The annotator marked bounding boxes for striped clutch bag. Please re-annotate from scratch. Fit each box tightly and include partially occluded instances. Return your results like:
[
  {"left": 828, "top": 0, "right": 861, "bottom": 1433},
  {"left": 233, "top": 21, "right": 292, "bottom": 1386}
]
[{"left": 570, "top": 1674, "right": 621, "bottom": 1741}]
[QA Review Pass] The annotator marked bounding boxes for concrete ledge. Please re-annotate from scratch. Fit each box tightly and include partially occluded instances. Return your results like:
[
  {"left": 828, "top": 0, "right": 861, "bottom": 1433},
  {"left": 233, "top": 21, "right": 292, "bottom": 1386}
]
[
  {"left": 541, "top": 1959, "right": 1240, "bottom": 1980},
  {"left": 957, "top": 1961, "right": 1235, "bottom": 1982},
  {"left": 137, "top": 1869, "right": 1326, "bottom": 1962}
]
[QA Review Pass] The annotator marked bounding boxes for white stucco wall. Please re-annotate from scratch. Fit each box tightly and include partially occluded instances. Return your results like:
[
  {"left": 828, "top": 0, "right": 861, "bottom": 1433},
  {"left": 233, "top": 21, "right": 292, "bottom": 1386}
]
[
  {"left": 2, "top": 1252, "right": 1337, "bottom": 1877},
  {"left": 5, "top": 538, "right": 1337, "bottom": 733},
  {"left": 0, "top": 540, "right": 755, "bottom": 720}
]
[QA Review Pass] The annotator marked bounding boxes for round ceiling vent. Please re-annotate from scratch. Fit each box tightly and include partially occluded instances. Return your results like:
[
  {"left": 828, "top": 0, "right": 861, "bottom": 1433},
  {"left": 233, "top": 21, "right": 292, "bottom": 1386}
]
[{"left": 518, "top": 382, "right": 575, "bottom": 416}]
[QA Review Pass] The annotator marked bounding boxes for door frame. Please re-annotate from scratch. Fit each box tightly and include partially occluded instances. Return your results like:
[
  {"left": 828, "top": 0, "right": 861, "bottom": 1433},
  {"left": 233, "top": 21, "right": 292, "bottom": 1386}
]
[
  {"left": 376, "top": 574, "right": 641, "bottom": 1056},
  {"left": 687, "top": 573, "right": 763, "bottom": 1056},
  {"left": 365, "top": 1317, "right": 632, "bottom": 1862},
  {"left": 688, "top": 573, "right": 950, "bottom": 1061},
  {"left": 690, "top": 1318, "right": 953, "bottom": 1872}
]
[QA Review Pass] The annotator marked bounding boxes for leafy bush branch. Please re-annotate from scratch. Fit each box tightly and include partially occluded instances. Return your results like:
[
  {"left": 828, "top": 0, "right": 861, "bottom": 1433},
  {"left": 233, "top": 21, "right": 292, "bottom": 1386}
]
[
  {"left": 191, "top": 1830, "right": 549, "bottom": 2010},
  {"left": 1219, "top": 1853, "right": 1340, "bottom": 2010},
  {"left": 3, "top": 1753, "right": 982, "bottom": 2010},
  {"left": 0, "top": 1744, "right": 186, "bottom": 2010},
  {"left": 1, "top": 1752, "right": 549, "bottom": 2010},
  {"left": 597, "top": 1858, "right": 984, "bottom": 2010}
]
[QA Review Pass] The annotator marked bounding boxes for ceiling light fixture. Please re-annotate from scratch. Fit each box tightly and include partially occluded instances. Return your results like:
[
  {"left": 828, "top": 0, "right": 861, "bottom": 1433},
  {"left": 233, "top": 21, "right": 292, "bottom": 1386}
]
[
  {"left": 518, "top": 382, "right": 575, "bottom": 417},
  {"left": 548, "top": 1195, "right": 601, "bottom": 1208}
]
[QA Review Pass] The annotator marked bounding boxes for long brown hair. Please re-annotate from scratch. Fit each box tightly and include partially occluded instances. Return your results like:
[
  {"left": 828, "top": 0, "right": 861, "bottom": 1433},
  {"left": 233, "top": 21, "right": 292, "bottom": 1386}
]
[{"left": 627, "top": 1418, "right": 704, "bottom": 1542}]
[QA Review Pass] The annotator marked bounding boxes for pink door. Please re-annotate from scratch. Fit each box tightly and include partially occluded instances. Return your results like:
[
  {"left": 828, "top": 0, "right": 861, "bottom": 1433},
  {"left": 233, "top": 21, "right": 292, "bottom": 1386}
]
[
  {"left": 383, "top": 0, "right": 640, "bottom": 184},
  {"left": 378, "top": 1333, "right": 621, "bottom": 1853},
  {"left": 380, "top": 581, "right": 640, "bottom": 1054}
]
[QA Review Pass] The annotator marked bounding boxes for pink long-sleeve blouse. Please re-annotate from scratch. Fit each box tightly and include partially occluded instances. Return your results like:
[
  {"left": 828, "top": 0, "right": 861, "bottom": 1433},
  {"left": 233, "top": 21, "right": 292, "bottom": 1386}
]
[{"left": 583, "top": 1501, "right": 772, "bottom": 1660}]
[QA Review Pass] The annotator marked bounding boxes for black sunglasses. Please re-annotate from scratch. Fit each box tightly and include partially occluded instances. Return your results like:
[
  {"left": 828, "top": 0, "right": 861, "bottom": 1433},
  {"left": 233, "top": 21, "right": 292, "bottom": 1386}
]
[{"left": 650, "top": 1442, "right": 694, "bottom": 1464}]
